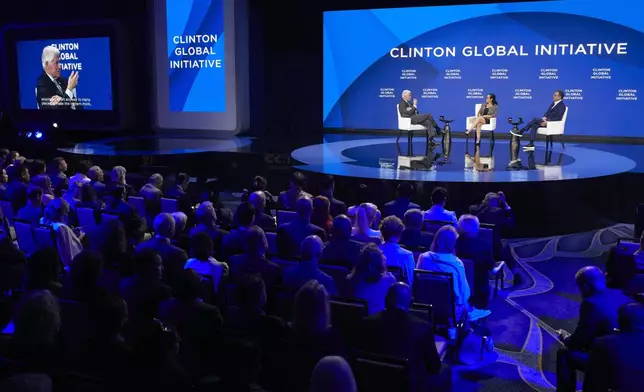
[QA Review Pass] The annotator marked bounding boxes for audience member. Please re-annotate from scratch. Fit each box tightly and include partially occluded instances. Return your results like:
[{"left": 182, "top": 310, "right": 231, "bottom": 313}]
[
  {"left": 29, "top": 159, "right": 53, "bottom": 195},
  {"left": 69, "top": 160, "right": 92, "bottom": 185},
  {"left": 105, "top": 185, "right": 146, "bottom": 242},
  {"left": 277, "top": 197, "right": 327, "bottom": 258},
  {"left": 242, "top": 175, "right": 278, "bottom": 213},
  {"left": 2, "top": 150, "right": 18, "bottom": 169},
  {"left": 286, "top": 280, "right": 345, "bottom": 392},
  {"left": 136, "top": 213, "right": 188, "bottom": 287},
  {"left": 88, "top": 165, "right": 107, "bottom": 199},
  {"left": 278, "top": 171, "right": 313, "bottom": 210},
  {"left": 283, "top": 235, "right": 337, "bottom": 296},
  {"left": 190, "top": 201, "right": 229, "bottom": 255},
  {"left": 108, "top": 166, "right": 135, "bottom": 196},
  {"left": 469, "top": 191, "right": 515, "bottom": 231},
  {"left": 184, "top": 232, "right": 228, "bottom": 293},
  {"left": 309, "top": 356, "right": 357, "bottom": 392},
  {"left": 17, "top": 186, "right": 44, "bottom": 225},
  {"left": 166, "top": 172, "right": 189, "bottom": 198},
  {"left": 89, "top": 218, "right": 135, "bottom": 276},
  {"left": 80, "top": 295, "right": 131, "bottom": 383},
  {"left": 79, "top": 182, "right": 105, "bottom": 210},
  {"left": 171, "top": 211, "right": 189, "bottom": 250},
  {"left": 140, "top": 173, "right": 164, "bottom": 217},
  {"left": 424, "top": 186, "right": 457, "bottom": 225},
  {"left": 320, "top": 214, "right": 364, "bottom": 270},
  {"left": 62, "top": 180, "right": 82, "bottom": 213},
  {"left": 48, "top": 157, "right": 68, "bottom": 190},
  {"left": 43, "top": 198, "right": 84, "bottom": 267},
  {"left": 0, "top": 235, "right": 27, "bottom": 294},
  {"left": 224, "top": 201, "right": 256, "bottom": 260},
  {"left": 197, "top": 189, "right": 235, "bottom": 230},
  {"left": 383, "top": 182, "right": 420, "bottom": 220},
  {"left": 400, "top": 208, "right": 434, "bottom": 249},
  {"left": 64, "top": 250, "right": 106, "bottom": 303},
  {"left": 26, "top": 248, "right": 63, "bottom": 296},
  {"left": 555, "top": 266, "right": 632, "bottom": 392},
  {"left": 0, "top": 168, "right": 7, "bottom": 199},
  {"left": 158, "top": 269, "right": 224, "bottom": 376},
  {"left": 311, "top": 195, "right": 333, "bottom": 233},
  {"left": 455, "top": 214, "right": 497, "bottom": 310},
  {"left": 119, "top": 249, "right": 172, "bottom": 323},
  {"left": 359, "top": 283, "right": 451, "bottom": 392},
  {"left": 230, "top": 226, "right": 281, "bottom": 290},
  {"left": 583, "top": 302, "right": 644, "bottom": 392},
  {"left": 249, "top": 190, "right": 277, "bottom": 230},
  {"left": 351, "top": 203, "right": 382, "bottom": 244},
  {"left": 346, "top": 244, "right": 397, "bottom": 315},
  {"left": 5, "top": 164, "right": 30, "bottom": 212},
  {"left": 318, "top": 175, "right": 347, "bottom": 217},
  {"left": 379, "top": 216, "right": 415, "bottom": 286},
  {"left": 0, "top": 290, "right": 62, "bottom": 372}
]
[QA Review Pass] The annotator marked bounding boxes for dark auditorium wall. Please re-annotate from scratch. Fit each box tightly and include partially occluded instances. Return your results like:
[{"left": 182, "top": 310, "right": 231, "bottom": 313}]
[{"left": 0, "top": 0, "right": 548, "bottom": 139}]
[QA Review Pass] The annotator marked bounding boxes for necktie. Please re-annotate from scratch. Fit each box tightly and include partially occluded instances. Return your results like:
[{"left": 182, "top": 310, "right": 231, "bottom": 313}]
[{"left": 54, "top": 78, "right": 64, "bottom": 95}]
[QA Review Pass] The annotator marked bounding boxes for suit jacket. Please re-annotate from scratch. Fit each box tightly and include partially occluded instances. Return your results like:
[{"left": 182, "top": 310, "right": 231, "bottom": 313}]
[
  {"left": 469, "top": 203, "right": 515, "bottom": 229},
  {"left": 165, "top": 185, "right": 186, "bottom": 199},
  {"left": 282, "top": 261, "right": 337, "bottom": 295},
  {"left": 135, "top": 237, "right": 188, "bottom": 284},
  {"left": 320, "top": 192, "right": 348, "bottom": 217},
  {"left": 278, "top": 189, "right": 312, "bottom": 211},
  {"left": 49, "top": 172, "right": 69, "bottom": 191},
  {"left": 36, "top": 72, "right": 74, "bottom": 110},
  {"left": 583, "top": 330, "right": 644, "bottom": 392},
  {"left": 221, "top": 228, "right": 250, "bottom": 261},
  {"left": 399, "top": 228, "right": 433, "bottom": 250},
  {"left": 229, "top": 253, "right": 281, "bottom": 289},
  {"left": 277, "top": 219, "right": 327, "bottom": 258},
  {"left": 398, "top": 98, "right": 419, "bottom": 118},
  {"left": 321, "top": 238, "right": 364, "bottom": 270},
  {"left": 564, "top": 288, "right": 632, "bottom": 351},
  {"left": 383, "top": 198, "right": 420, "bottom": 221},
  {"left": 360, "top": 308, "right": 442, "bottom": 391},
  {"left": 90, "top": 180, "right": 107, "bottom": 199},
  {"left": 543, "top": 100, "right": 566, "bottom": 122},
  {"left": 254, "top": 212, "right": 276, "bottom": 231}
]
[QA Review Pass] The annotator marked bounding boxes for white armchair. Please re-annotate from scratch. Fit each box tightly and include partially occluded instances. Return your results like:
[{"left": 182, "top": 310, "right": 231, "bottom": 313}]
[
  {"left": 396, "top": 105, "right": 429, "bottom": 155},
  {"left": 537, "top": 106, "right": 568, "bottom": 149},
  {"left": 466, "top": 104, "right": 497, "bottom": 142}
]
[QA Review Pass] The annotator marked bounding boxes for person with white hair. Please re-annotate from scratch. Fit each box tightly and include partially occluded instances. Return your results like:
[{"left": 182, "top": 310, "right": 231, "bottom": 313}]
[
  {"left": 107, "top": 166, "right": 135, "bottom": 197},
  {"left": 136, "top": 213, "right": 188, "bottom": 286},
  {"left": 310, "top": 356, "right": 357, "bottom": 392},
  {"left": 140, "top": 173, "right": 164, "bottom": 202},
  {"left": 36, "top": 45, "right": 80, "bottom": 110},
  {"left": 190, "top": 201, "right": 229, "bottom": 255},
  {"left": 88, "top": 166, "right": 106, "bottom": 198},
  {"left": 248, "top": 190, "right": 276, "bottom": 230},
  {"left": 398, "top": 89, "right": 442, "bottom": 145}
]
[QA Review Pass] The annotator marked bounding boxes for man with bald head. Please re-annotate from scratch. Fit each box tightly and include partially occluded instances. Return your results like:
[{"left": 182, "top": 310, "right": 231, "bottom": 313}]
[
  {"left": 249, "top": 191, "right": 276, "bottom": 230},
  {"left": 276, "top": 197, "right": 326, "bottom": 258},
  {"left": 555, "top": 266, "right": 632, "bottom": 392},
  {"left": 360, "top": 282, "right": 450, "bottom": 392},
  {"left": 320, "top": 215, "right": 364, "bottom": 270},
  {"left": 282, "top": 235, "right": 336, "bottom": 295}
]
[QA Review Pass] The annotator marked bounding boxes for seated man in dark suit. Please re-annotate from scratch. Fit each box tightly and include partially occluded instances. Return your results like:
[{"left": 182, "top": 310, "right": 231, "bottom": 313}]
[
  {"left": 382, "top": 182, "right": 420, "bottom": 221},
  {"left": 277, "top": 197, "right": 327, "bottom": 258},
  {"left": 48, "top": 157, "right": 69, "bottom": 191},
  {"left": 510, "top": 90, "right": 567, "bottom": 151},
  {"left": 359, "top": 282, "right": 451, "bottom": 392},
  {"left": 88, "top": 166, "right": 107, "bottom": 199},
  {"left": 398, "top": 89, "right": 441, "bottom": 142},
  {"left": 278, "top": 171, "right": 312, "bottom": 211},
  {"left": 248, "top": 191, "right": 276, "bottom": 231},
  {"left": 190, "top": 201, "right": 229, "bottom": 258},
  {"left": 400, "top": 208, "right": 434, "bottom": 250},
  {"left": 318, "top": 175, "right": 347, "bottom": 217},
  {"left": 165, "top": 172, "right": 189, "bottom": 199},
  {"left": 222, "top": 202, "right": 256, "bottom": 261},
  {"left": 36, "top": 46, "right": 81, "bottom": 110},
  {"left": 584, "top": 302, "right": 644, "bottom": 392},
  {"left": 158, "top": 269, "right": 224, "bottom": 375},
  {"left": 140, "top": 173, "right": 164, "bottom": 217},
  {"left": 5, "top": 164, "right": 30, "bottom": 212},
  {"left": 469, "top": 191, "right": 515, "bottom": 231},
  {"left": 0, "top": 168, "right": 7, "bottom": 200},
  {"left": 136, "top": 213, "right": 188, "bottom": 288},
  {"left": 229, "top": 227, "right": 281, "bottom": 290},
  {"left": 283, "top": 235, "right": 337, "bottom": 296},
  {"left": 320, "top": 214, "right": 364, "bottom": 270},
  {"left": 106, "top": 166, "right": 136, "bottom": 197},
  {"left": 17, "top": 186, "right": 44, "bottom": 225},
  {"left": 104, "top": 185, "right": 146, "bottom": 242},
  {"left": 455, "top": 214, "right": 498, "bottom": 310},
  {"left": 555, "top": 266, "right": 632, "bottom": 392}
]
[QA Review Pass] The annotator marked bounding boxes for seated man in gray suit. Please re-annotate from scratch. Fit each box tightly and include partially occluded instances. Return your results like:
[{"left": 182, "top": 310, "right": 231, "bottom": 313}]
[{"left": 398, "top": 90, "right": 441, "bottom": 144}]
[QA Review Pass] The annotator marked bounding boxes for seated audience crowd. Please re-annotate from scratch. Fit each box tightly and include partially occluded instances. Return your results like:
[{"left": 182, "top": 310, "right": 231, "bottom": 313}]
[{"left": 1, "top": 151, "right": 641, "bottom": 392}]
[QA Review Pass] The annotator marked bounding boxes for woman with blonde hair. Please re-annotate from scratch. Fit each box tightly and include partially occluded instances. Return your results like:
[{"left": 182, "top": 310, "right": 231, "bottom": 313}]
[
  {"left": 351, "top": 203, "right": 381, "bottom": 244},
  {"left": 346, "top": 244, "right": 396, "bottom": 315},
  {"left": 43, "top": 197, "right": 84, "bottom": 267}
]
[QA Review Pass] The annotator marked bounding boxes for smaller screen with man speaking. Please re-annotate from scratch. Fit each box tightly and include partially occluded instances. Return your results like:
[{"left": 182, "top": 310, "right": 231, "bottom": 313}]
[{"left": 16, "top": 37, "right": 113, "bottom": 111}]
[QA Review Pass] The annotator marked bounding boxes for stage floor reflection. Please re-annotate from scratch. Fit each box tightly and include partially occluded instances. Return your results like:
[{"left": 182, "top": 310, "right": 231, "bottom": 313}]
[{"left": 291, "top": 134, "right": 638, "bottom": 183}]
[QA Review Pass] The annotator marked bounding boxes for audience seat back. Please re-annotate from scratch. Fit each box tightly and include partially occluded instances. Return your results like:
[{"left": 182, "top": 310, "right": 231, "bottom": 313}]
[
  {"left": 387, "top": 265, "right": 405, "bottom": 284},
  {"left": 352, "top": 351, "right": 410, "bottom": 392},
  {"left": 100, "top": 213, "right": 120, "bottom": 224},
  {"left": 461, "top": 258, "right": 475, "bottom": 292},
  {"left": 198, "top": 274, "right": 215, "bottom": 304},
  {"left": 412, "top": 269, "right": 456, "bottom": 328},
  {"left": 265, "top": 232, "right": 278, "bottom": 256},
  {"left": 33, "top": 226, "right": 56, "bottom": 250},
  {"left": 160, "top": 198, "right": 179, "bottom": 214},
  {"left": 127, "top": 196, "right": 148, "bottom": 224},
  {"left": 319, "top": 264, "right": 350, "bottom": 292},
  {"left": 409, "top": 302, "right": 434, "bottom": 327},
  {"left": 329, "top": 298, "right": 368, "bottom": 340},
  {"left": 617, "top": 238, "right": 640, "bottom": 255},
  {"left": 271, "top": 258, "right": 299, "bottom": 271},
  {"left": 422, "top": 220, "right": 454, "bottom": 234},
  {"left": 13, "top": 218, "right": 38, "bottom": 256},
  {"left": 277, "top": 210, "right": 297, "bottom": 226},
  {"left": 76, "top": 207, "right": 97, "bottom": 228}
]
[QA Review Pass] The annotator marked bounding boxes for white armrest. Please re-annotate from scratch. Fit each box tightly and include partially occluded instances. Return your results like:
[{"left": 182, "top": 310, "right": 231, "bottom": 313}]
[
  {"left": 466, "top": 116, "right": 477, "bottom": 129},
  {"left": 489, "top": 117, "right": 497, "bottom": 128},
  {"left": 546, "top": 120, "right": 563, "bottom": 131},
  {"left": 398, "top": 117, "right": 412, "bottom": 130}
]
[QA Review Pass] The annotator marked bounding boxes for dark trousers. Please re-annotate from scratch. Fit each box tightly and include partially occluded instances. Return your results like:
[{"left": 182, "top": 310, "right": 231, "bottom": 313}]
[
  {"left": 519, "top": 118, "right": 543, "bottom": 142},
  {"left": 411, "top": 114, "right": 438, "bottom": 137},
  {"left": 556, "top": 347, "right": 588, "bottom": 392}
]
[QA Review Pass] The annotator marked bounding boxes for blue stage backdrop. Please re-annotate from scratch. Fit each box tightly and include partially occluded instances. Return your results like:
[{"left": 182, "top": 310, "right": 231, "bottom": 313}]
[
  {"left": 166, "top": 0, "right": 225, "bottom": 113},
  {"left": 323, "top": 0, "right": 644, "bottom": 137},
  {"left": 16, "top": 37, "right": 113, "bottom": 111}
]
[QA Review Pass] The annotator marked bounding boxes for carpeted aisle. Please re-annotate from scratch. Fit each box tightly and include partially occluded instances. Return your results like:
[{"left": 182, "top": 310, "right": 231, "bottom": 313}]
[{"left": 453, "top": 224, "right": 635, "bottom": 392}]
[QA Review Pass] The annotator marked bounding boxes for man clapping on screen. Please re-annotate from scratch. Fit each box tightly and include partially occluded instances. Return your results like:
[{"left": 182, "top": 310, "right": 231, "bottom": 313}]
[{"left": 36, "top": 45, "right": 79, "bottom": 110}]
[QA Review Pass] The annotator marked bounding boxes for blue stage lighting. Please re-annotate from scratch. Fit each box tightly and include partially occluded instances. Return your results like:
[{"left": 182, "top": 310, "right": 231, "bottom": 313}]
[
  {"left": 35, "top": 131, "right": 43, "bottom": 139},
  {"left": 25, "top": 132, "right": 33, "bottom": 138}
]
